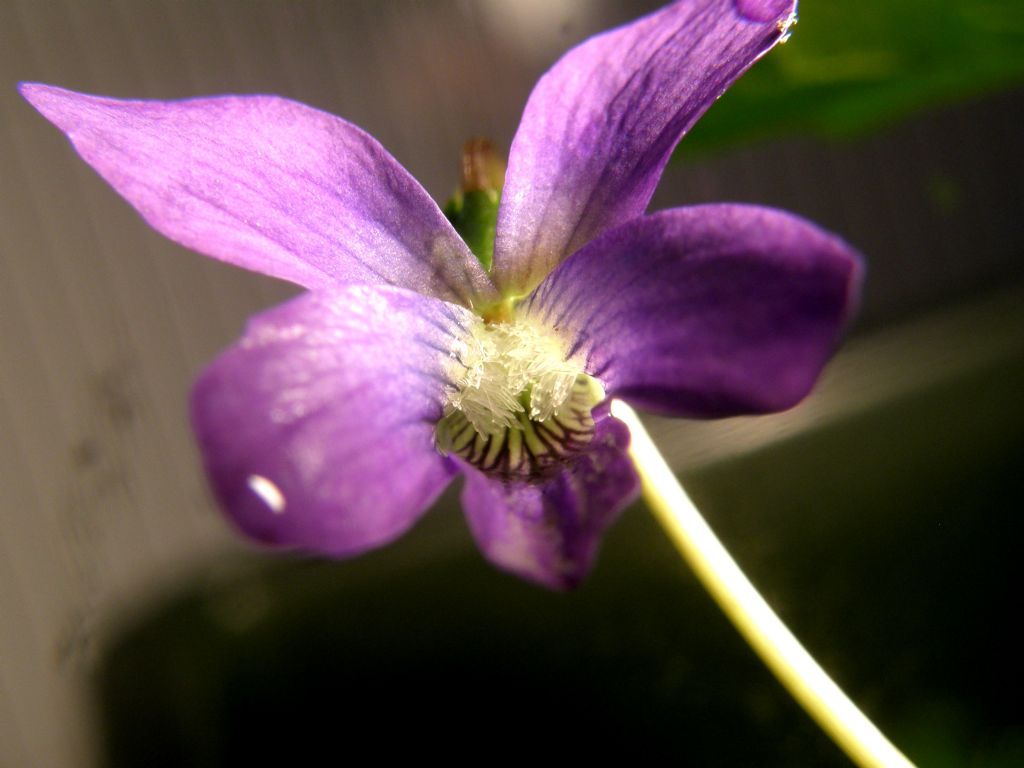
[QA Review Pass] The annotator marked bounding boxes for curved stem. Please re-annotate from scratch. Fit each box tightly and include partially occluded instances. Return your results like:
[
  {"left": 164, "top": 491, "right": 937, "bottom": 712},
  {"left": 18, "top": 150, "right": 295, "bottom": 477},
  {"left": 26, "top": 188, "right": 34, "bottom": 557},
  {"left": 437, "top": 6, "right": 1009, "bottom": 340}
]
[{"left": 610, "top": 400, "right": 915, "bottom": 768}]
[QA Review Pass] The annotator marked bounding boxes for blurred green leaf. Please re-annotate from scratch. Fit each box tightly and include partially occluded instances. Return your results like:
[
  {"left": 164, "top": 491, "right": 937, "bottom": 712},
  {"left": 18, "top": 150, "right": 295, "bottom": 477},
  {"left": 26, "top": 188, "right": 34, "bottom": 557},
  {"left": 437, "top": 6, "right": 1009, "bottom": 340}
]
[
  {"left": 443, "top": 189, "right": 500, "bottom": 270},
  {"left": 681, "top": 0, "right": 1024, "bottom": 155}
]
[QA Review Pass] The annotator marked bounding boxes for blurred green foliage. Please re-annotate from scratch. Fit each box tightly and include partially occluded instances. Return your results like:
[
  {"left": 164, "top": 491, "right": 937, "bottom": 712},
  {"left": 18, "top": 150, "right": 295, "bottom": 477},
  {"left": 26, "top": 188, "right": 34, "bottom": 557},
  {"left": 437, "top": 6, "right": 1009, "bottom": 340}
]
[
  {"left": 443, "top": 189, "right": 500, "bottom": 270},
  {"left": 682, "top": 0, "right": 1024, "bottom": 154}
]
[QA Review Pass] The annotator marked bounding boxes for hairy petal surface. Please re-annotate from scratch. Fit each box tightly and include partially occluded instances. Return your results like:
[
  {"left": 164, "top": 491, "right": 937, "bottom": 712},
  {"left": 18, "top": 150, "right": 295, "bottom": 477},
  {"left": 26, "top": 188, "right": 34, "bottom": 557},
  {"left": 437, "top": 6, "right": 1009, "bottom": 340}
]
[
  {"left": 460, "top": 410, "right": 639, "bottom": 590},
  {"left": 20, "top": 84, "right": 497, "bottom": 307},
  {"left": 191, "top": 285, "right": 474, "bottom": 555},
  {"left": 492, "top": 0, "right": 795, "bottom": 295},
  {"left": 523, "top": 205, "right": 863, "bottom": 418}
]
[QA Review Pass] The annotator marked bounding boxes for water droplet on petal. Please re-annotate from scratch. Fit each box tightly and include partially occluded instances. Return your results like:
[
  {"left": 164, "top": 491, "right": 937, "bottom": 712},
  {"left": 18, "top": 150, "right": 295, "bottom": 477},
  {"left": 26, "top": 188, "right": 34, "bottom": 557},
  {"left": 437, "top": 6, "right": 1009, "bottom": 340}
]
[
  {"left": 777, "top": 9, "right": 798, "bottom": 44},
  {"left": 247, "top": 474, "right": 286, "bottom": 514}
]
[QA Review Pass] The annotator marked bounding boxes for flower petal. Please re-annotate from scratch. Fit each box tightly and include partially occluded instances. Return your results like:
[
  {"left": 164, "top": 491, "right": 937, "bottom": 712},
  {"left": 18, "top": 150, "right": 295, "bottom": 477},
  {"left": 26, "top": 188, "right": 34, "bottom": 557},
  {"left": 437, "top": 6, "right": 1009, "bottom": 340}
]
[
  {"left": 20, "top": 83, "right": 497, "bottom": 307},
  {"left": 460, "top": 410, "right": 639, "bottom": 590},
  {"left": 491, "top": 0, "right": 796, "bottom": 295},
  {"left": 522, "top": 205, "right": 863, "bottom": 418},
  {"left": 191, "top": 285, "right": 475, "bottom": 556}
]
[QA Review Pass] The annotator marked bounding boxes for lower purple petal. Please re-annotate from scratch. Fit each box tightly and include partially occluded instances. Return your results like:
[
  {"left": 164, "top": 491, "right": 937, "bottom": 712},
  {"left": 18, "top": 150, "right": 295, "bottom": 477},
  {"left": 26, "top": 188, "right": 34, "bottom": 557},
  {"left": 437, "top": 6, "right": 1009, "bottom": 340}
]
[
  {"left": 191, "top": 285, "right": 475, "bottom": 556},
  {"left": 522, "top": 205, "right": 864, "bottom": 418},
  {"left": 460, "top": 411, "right": 639, "bottom": 590}
]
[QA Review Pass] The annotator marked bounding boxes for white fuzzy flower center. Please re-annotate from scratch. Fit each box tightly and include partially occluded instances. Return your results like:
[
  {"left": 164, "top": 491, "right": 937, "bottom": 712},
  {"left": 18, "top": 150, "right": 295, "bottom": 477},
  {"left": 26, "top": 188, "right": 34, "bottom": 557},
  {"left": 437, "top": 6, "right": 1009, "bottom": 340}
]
[
  {"left": 445, "top": 318, "right": 582, "bottom": 436},
  {"left": 437, "top": 317, "right": 603, "bottom": 479}
]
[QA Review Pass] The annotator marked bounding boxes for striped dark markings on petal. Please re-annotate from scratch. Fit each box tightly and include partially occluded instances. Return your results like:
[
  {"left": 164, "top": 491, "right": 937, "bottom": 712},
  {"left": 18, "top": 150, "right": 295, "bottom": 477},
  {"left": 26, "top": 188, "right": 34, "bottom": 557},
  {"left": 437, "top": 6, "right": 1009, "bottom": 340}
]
[{"left": 437, "top": 377, "right": 597, "bottom": 480}]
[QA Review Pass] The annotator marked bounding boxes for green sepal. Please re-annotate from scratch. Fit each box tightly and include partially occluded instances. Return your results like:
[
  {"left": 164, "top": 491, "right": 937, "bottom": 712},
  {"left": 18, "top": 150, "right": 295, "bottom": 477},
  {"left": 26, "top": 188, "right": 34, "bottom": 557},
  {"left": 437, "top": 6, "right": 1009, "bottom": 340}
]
[{"left": 444, "top": 188, "right": 500, "bottom": 272}]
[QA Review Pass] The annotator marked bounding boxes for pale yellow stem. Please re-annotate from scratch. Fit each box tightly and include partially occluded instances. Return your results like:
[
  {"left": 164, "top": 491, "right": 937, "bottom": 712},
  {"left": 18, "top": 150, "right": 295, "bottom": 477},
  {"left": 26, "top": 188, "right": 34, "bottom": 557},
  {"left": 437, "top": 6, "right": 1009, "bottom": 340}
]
[{"left": 610, "top": 400, "right": 915, "bottom": 768}]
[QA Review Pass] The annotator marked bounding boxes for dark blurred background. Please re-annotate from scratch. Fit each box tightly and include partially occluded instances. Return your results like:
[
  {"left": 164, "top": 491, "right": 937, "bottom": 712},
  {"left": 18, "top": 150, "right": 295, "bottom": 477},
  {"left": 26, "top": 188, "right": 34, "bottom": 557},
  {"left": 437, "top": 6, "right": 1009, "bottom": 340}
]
[{"left": 1, "top": 1, "right": 1022, "bottom": 766}]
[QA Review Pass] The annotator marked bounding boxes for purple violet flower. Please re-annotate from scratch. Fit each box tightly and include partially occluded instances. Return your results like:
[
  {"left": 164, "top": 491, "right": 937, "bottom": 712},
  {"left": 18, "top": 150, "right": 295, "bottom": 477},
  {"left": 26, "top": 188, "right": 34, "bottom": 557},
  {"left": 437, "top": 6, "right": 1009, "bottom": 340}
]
[{"left": 20, "top": 0, "right": 861, "bottom": 589}]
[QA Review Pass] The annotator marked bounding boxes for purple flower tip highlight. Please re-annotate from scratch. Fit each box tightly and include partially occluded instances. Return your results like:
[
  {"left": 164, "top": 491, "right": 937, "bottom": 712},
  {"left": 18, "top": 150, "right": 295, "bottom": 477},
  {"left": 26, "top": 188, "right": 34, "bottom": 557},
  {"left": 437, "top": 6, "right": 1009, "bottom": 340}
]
[
  {"left": 734, "top": 0, "right": 796, "bottom": 24},
  {"left": 21, "top": 0, "right": 860, "bottom": 590}
]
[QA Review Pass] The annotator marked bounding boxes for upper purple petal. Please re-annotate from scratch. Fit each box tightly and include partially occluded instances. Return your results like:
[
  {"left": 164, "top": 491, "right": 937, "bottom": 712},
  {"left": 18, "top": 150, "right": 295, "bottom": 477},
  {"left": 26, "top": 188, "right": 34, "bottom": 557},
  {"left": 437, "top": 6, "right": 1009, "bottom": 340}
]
[
  {"left": 522, "top": 205, "right": 863, "bottom": 418},
  {"left": 491, "top": 0, "right": 796, "bottom": 295},
  {"left": 191, "top": 285, "right": 474, "bottom": 556},
  {"left": 460, "top": 409, "right": 639, "bottom": 590},
  {"left": 20, "top": 83, "right": 497, "bottom": 308}
]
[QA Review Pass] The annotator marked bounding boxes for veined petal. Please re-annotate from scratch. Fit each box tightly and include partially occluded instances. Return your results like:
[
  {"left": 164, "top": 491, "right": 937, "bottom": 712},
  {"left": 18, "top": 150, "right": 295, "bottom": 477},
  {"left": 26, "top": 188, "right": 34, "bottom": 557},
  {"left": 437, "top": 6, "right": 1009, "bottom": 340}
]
[
  {"left": 191, "top": 285, "right": 475, "bottom": 556},
  {"left": 522, "top": 205, "right": 863, "bottom": 418},
  {"left": 492, "top": 0, "right": 796, "bottom": 295},
  {"left": 460, "top": 411, "right": 639, "bottom": 590},
  {"left": 20, "top": 84, "right": 497, "bottom": 308}
]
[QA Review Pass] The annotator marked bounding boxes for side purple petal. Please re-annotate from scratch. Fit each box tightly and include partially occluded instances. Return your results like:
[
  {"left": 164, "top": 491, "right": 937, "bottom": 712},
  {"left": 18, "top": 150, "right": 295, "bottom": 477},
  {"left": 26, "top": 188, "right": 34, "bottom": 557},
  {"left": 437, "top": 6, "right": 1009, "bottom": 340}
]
[
  {"left": 20, "top": 84, "right": 497, "bottom": 308},
  {"left": 460, "top": 410, "right": 639, "bottom": 590},
  {"left": 491, "top": 0, "right": 796, "bottom": 295},
  {"left": 522, "top": 205, "right": 863, "bottom": 418},
  {"left": 191, "top": 285, "right": 474, "bottom": 556}
]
